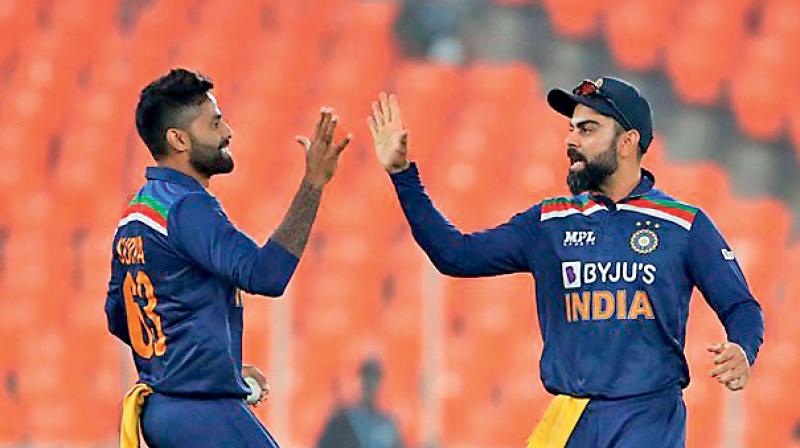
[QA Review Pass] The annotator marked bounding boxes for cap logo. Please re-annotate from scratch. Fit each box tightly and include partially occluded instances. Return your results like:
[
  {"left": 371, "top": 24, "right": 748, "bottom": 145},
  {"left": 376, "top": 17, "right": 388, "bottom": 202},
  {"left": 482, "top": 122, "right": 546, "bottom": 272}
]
[{"left": 594, "top": 78, "right": 604, "bottom": 88}]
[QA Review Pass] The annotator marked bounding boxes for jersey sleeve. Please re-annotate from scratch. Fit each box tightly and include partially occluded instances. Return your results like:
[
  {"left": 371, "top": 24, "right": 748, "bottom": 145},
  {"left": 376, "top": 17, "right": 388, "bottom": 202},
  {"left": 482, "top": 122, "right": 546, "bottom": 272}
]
[
  {"left": 168, "top": 192, "right": 300, "bottom": 297},
  {"left": 687, "top": 210, "right": 765, "bottom": 365},
  {"left": 104, "top": 245, "right": 131, "bottom": 346},
  {"left": 390, "top": 163, "right": 538, "bottom": 277}
]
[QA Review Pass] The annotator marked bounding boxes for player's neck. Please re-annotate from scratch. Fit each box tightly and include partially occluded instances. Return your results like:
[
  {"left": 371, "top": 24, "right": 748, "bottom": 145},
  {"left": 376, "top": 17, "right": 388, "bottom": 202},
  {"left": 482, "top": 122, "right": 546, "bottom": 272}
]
[
  {"left": 599, "top": 164, "right": 641, "bottom": 203},
  {"left": 157, "top": 160, "right": 211, "bottom": 189}
]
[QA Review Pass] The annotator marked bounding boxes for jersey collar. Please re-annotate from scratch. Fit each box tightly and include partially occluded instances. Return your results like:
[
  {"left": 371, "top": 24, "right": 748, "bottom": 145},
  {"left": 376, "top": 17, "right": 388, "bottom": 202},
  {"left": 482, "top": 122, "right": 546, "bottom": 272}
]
[
  {"left": 588, "top": 168, "right": 656, "bottom": 205},
  {"left": 627, "top": 168, "right": 655, "bottom": 199},
  {"left": 145, "top": 166, "right": 206, "bottom": 192}
]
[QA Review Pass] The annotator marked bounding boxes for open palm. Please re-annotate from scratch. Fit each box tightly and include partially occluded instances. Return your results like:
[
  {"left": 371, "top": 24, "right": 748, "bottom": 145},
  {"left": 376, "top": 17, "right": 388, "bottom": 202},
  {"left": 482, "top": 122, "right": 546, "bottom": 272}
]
[{"left": 367, "top": 92, "right": 410, "bottom": 174}]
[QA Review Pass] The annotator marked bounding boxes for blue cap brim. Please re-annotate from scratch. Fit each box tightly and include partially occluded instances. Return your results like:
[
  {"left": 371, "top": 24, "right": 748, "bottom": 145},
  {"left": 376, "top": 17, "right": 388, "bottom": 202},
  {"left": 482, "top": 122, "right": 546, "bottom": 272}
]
[{"left": 547, "top": 88, "right": 621, "bottom": 124}]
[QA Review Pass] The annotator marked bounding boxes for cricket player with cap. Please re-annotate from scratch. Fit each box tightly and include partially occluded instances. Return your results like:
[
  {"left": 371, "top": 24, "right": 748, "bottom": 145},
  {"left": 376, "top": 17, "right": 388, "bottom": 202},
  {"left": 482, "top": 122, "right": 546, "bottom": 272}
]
[{"left": 366, "top": 77, "right": 764, "bottom": 447}]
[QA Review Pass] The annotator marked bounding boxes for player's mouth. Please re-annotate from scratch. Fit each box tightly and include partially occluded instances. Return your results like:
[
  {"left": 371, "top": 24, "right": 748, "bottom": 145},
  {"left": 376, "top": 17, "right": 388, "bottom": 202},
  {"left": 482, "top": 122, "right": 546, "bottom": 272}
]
[
  {"left": 568, "top": 147, "right": 587, "bottom": 173},
  {"left": 219, "top": 139, "right": 231, "bottom": 155}
]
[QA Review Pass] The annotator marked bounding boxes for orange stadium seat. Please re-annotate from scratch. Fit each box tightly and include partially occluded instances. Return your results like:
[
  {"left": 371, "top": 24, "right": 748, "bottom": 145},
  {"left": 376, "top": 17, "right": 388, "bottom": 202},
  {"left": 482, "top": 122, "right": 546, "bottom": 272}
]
[
  {"left": 762, "top": 0, "right": 800, "bottom": 43},
  {"left": 0, "top": 129, "right": 50, "bottom": 203},
  {"left": 464, "top": 63, "right": 541, "bottom": 107},
  {"left": 393, "top": 62, "right": 462, "bottom": 168},
  {"left": 541, "top": 0, "right": 606, "bottom": 38},
  {"left": 791, "top": 110, "right": 800, "bottom": 159},
  {"left": 0, "top": 382, "right": 23, "bottom": 441},
  {"left": 0, "top": 0, "right": 41, "bottom": 62},
  {"left": 45, "top": 0, "right": 117, "bottom": 68},
  {"left": 743, "top": 247, "right": 800, "bottom": 448},
  {"left": 655, "top": 162, "right": 732, "bottom": 216},
  {"left": 729, "top": 36, "right": 789, "bottom": 139},
  {"left": 604, "top": 0, "right": 677, "bottom": 71},
  {"left": 683, "top": 293, "right": 726, "bottom": 448},
  {"left": 53, "top": 127, "right": 125, "bottom": 207},
  {"left": 712, "top": 199, "right": 791, "bottom": 312},
  {"left": 664, "top": 31, "right": 732, "bottom": 105},
  {"left": 126, "top": 0, "right": 194, "bottom": 86},
  {"left": 441, "top": 275, "right": 540, "bottom": 446},
  {"left": 663, "top": 0, "right": 749, "bottom": 105},
  {"left": 510, "top": 102, "right": 572, "bottom": 199}
]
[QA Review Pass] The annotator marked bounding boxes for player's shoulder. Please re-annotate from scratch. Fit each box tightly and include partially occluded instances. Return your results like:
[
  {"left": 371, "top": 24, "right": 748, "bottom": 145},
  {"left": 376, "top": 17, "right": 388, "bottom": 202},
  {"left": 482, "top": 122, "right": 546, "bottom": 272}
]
[
  {"left": 538, "top": 192, "right": 602, "bottom": 222},
  {"left": 118, "top": 179, "right": 214, "bottom": 237},
  {"left": 623, "top": 188, "right": 705, "bottom": 231}
]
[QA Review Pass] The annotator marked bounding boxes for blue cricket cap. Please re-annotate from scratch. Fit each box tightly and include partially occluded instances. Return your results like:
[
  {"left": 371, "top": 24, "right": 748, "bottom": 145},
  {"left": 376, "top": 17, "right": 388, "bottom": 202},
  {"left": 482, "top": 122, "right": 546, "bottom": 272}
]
[{"left": 547, "top": 77, "right": 654, "bottom": 152}]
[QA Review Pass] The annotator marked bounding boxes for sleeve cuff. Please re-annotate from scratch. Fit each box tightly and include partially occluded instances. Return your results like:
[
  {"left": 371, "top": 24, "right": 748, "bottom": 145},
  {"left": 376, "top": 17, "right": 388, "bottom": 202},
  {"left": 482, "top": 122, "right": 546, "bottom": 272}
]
[
  {"left": 264, "top": 238, "right": 300, "bottom": 265},
  {"left": 389, "top": 162, "right": 419, "bottom": 185},
  {"left": 732, "top": 339, "right": 758, "bottom": 366},
  {"left": 253, "top": 239, "right": 300, "bottom": 296}
]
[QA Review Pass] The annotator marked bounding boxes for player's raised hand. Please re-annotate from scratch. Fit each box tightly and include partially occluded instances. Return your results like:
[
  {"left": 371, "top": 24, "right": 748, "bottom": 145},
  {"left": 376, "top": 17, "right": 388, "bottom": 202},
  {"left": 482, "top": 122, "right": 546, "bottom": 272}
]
[
  {"left": 707, "top": 342, "right": 751, "bottom": 392},
  {"left": 367, "top": 92, "right": 410, "bottom": 174},
  {"left": 296, "top": 107, "right": 351, "bottom": 188}
]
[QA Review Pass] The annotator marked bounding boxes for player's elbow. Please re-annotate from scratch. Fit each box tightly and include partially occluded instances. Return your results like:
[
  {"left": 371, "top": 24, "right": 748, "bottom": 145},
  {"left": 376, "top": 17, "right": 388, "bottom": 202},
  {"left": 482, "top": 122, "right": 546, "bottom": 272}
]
[
  {"left": 262, "top": 283, "right": 289, "bottom": 298},
  {"left": 428, "top": 252, "right": 470, "bottom": 277},
  {"left": 249, "top": 277, "right": 292, "bottom": 298},
  {"left": 415, "top": 236, "right": 473, "bottom": 277}
]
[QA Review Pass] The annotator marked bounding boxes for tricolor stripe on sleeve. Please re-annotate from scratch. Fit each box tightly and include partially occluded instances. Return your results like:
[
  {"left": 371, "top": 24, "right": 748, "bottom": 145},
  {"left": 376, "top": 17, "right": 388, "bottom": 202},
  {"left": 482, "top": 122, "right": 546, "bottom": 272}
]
[{"left": 118, "top": 194, "right": 169, "bottom": 236}]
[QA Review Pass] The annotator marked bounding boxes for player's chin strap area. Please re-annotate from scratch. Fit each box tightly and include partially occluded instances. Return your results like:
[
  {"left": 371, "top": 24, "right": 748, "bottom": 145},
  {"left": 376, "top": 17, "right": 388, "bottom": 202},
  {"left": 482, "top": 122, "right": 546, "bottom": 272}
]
[
  {"left": 526, "top": 395, "right": 590, "bottom": 448},
  {"left": 120, "top": 383, "right": 154, "bottom": 448}
]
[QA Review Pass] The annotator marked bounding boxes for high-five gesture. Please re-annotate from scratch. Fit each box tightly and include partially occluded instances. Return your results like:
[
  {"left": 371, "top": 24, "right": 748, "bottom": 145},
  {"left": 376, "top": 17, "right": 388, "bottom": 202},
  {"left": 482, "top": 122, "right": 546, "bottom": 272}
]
[
  {"left": 272, "top": 107, "right": 351, "bottom": 259},
  {"left": 367, "top": 92, "right": 410, "bottom": 174},
  {"left": 297, "top": 107, "right": 352, "bottom": 188}
]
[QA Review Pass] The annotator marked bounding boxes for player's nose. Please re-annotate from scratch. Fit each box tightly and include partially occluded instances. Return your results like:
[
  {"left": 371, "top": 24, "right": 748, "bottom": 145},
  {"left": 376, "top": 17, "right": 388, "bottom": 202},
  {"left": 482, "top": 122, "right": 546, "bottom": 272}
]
[{"left": 564, "top": 129, "right": 580, "bottom": 149}]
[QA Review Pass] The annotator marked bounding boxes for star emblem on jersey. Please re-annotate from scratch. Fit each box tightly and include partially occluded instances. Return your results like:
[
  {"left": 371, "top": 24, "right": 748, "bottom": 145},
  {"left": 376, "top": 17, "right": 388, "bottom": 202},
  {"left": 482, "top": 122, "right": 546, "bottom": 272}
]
[{"left": 630, "top": 222, "right": 659, "bottom": 255}]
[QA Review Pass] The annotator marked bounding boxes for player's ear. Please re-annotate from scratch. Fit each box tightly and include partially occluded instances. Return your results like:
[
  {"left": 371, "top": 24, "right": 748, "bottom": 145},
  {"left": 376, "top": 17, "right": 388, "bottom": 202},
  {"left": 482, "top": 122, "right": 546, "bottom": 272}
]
[
  {"left": 619, "top": 129, "right": 641, "bottom": 160},
  {"left": 165, "top": 128, "right": 190, "bottom": 154}
]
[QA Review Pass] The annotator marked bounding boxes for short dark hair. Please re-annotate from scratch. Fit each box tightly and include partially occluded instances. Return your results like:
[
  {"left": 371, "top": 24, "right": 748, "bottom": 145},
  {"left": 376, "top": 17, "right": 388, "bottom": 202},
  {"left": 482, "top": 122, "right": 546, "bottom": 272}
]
[{"left": 135, "top": 68, "right": 214, "bottom": 160}]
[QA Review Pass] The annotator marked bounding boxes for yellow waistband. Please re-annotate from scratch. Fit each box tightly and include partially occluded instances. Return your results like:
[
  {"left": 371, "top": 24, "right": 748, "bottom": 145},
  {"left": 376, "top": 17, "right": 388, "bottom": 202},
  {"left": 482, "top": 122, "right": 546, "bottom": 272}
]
[
  {"left": 526, "top": 395, "right": 590, "bottom": 448},
  {"left": 120, "top": 383, "right": 154, "bottom": 448}
]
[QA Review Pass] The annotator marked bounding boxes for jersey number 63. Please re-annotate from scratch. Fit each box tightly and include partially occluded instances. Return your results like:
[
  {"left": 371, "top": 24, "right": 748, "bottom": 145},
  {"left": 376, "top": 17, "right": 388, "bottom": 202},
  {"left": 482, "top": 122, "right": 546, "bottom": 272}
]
[{"left": 123, "top": 271, "right": 167, "bottom": 359}]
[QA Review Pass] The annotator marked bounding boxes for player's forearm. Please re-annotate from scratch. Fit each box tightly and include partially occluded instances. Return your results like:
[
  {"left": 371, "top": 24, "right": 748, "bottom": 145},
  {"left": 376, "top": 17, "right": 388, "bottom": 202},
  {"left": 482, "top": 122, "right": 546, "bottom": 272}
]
[
  {"left": 390, "top": 163, "right": 485, "bottom": 276},
  {"left": 271, "top": 179, "right": 323, "bottom": 259}
]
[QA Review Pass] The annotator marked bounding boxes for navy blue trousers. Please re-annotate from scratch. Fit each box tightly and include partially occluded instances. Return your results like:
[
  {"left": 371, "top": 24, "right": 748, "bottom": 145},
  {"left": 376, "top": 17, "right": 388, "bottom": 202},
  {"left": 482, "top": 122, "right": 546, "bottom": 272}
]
[
  {"left": 141, "top": 393, "right": 280, "bottom": 447},
  {"left": 566, "top": 387, "right": 686, "bottom": 448}
]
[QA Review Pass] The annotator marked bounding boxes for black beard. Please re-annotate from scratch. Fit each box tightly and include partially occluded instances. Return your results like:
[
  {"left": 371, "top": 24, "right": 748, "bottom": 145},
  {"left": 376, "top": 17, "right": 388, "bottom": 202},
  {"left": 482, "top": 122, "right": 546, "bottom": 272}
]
[
  {"left": 189, "top": 137, "right": 234, "bottom": 178},
  {"left": 566, "top": 143, "right": 618, "bottom": 195}
]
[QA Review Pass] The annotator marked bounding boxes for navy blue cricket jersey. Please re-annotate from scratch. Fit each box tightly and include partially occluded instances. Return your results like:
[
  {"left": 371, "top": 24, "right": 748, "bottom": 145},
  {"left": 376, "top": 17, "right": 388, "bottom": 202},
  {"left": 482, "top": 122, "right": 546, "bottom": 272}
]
[
  {"left": 391, "top": 163, "right": 764, "bottom": 399},
  {"left": 105, "top": 167, "right": 299, "bottom": 398}
]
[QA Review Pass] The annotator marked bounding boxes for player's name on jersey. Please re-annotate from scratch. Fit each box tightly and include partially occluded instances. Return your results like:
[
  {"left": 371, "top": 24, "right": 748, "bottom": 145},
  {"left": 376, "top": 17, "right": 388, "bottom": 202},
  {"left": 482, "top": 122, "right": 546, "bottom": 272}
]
[
  {"left": 117, "top": 236, "right": 146, "bottom": 265},
  {"left": 564, "top": 289, "right": 654, "bottom": 322}
]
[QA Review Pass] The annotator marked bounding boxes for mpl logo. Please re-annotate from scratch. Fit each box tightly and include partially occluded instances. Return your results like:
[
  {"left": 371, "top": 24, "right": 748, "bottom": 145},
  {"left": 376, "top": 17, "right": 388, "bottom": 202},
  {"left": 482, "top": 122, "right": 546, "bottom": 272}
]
[{"left": 563, "top": 230, "right": 596, "bottom": 247}]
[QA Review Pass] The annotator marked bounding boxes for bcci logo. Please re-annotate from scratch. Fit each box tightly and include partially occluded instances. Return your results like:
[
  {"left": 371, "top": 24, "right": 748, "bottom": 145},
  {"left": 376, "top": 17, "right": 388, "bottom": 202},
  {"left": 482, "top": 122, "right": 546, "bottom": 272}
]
[{"left": 630, "top": 221, "right": 659, "bottom": 255}]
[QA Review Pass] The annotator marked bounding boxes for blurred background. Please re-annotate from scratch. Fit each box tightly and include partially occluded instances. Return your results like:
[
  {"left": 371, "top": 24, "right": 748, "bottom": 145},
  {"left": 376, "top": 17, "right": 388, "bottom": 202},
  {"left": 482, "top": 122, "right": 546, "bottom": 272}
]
[{"left": 1, "top": 0, "right": 799, "bottom": 446}]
